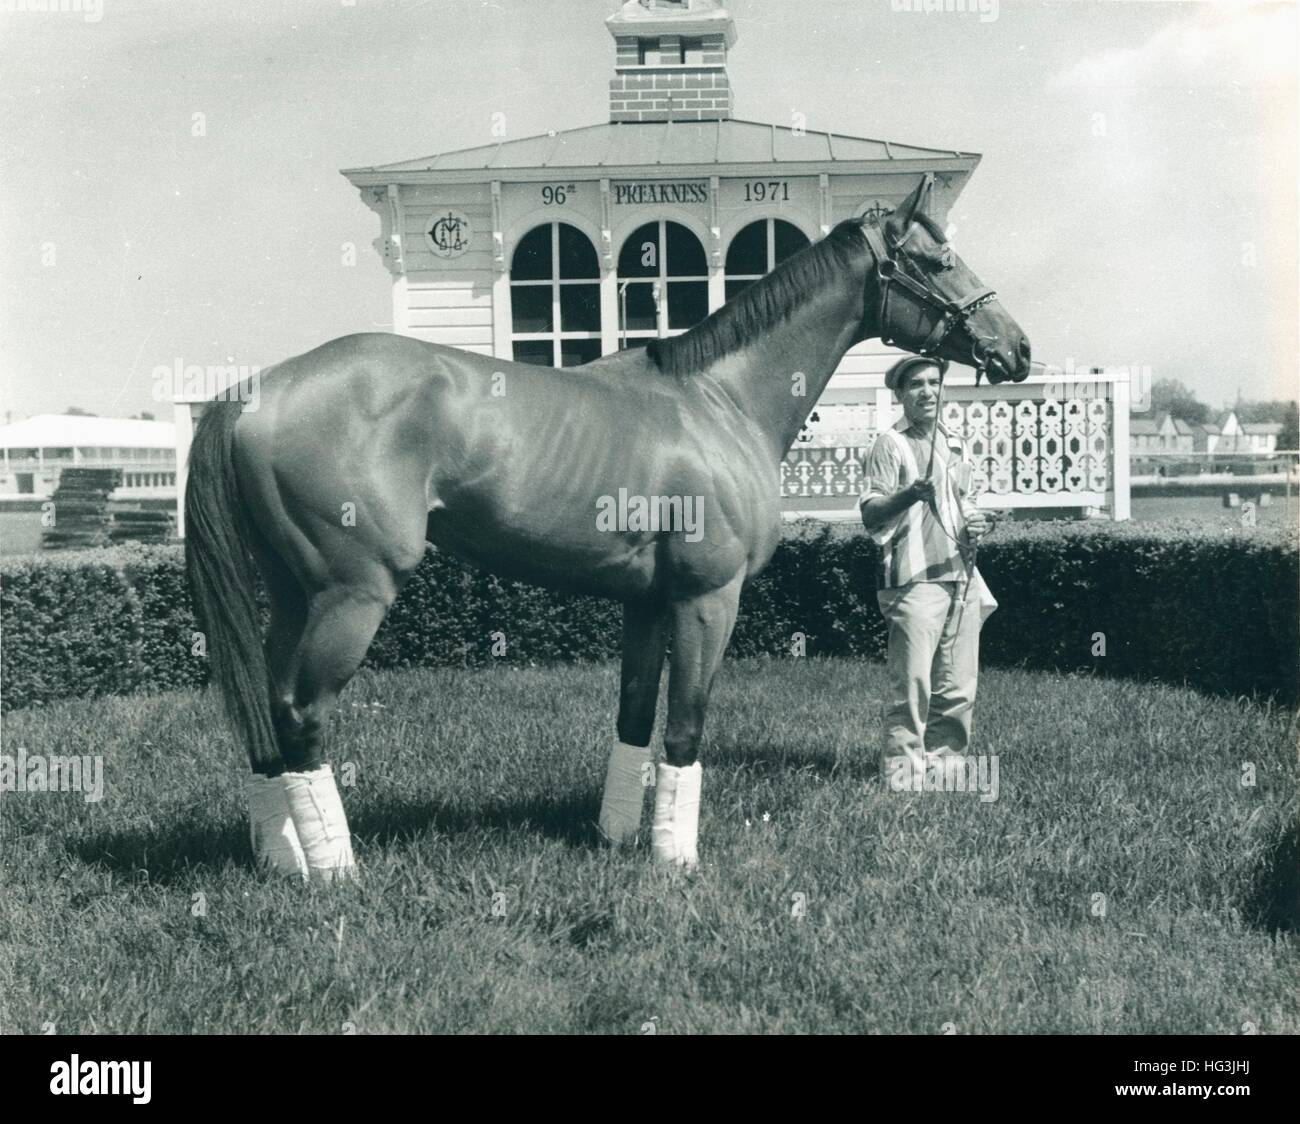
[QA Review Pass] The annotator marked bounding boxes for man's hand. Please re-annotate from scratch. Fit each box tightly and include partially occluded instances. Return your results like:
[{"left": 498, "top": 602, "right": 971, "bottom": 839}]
[
  {"left": 861, "top": 475, "right": 938, "bottom": 532},
  {"left": 904, "top": 477, "right": 936, "bottom": 507},
  {"left": 965, "top": 509, "right": 993, "bottom": 543}
]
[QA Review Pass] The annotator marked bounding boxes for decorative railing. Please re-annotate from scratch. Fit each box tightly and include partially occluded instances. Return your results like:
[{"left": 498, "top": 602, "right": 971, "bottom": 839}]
[
  {"left": 780, "top": 445, "right": 872, "bottom": 499},
  {"left": 945, "top": 396, "right": 1111, "bottom": 496}
]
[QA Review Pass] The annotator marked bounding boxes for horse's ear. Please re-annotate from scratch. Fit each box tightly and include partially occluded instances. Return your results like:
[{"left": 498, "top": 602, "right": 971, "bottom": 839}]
[{"left": 885, "top": 174, "right": 933, "bottom": 239}]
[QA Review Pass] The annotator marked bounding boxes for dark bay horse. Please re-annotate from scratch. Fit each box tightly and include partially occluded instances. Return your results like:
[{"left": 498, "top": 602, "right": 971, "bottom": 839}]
[{"left": 185, "top": 175, "right": 1031, "bottom": 879}]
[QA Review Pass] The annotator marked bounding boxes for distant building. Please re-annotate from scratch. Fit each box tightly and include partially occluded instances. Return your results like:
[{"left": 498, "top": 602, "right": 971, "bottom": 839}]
[
  {"left": 1205, "top": 410, "right": 1243, "bottom": 454},
  {"left": 1193, "top": 419, "right": 1221, "bottom": 455},
  {"left": 0, "top": 415, "right": 176, "bottom": 499},
  {"left": 1130, "top": 411, "right": 1188, "bottom": 476},
  {"left": 1191, "top": 411, "right": 1280, "bottom": 455},
  {"left": 1239, "top": 421, "right": 1282, "bottom": 453},
  {"left": 1128, "top": 408, "right": 1287, "bottom": 466},
  {"left": 1128, "top": 412, "right": 1195, "bottom": 455}
]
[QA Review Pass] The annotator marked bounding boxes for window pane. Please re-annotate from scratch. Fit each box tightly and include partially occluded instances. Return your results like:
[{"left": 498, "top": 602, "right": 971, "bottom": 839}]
[
  {"left": 725, "top": 221, "right": 767, "bottom": 275},
  {"left": 560, "top": 284, "right": 601, "bottom": 332},
  {"left": 725, "top": 278, "right": 755, "bottom": 303},
  {"left": 619, "top": 337, "right": 651, "bottom": 352},
  {"left": 773, "top": 220, "right": 810, "bottom": 265},
  {"left": 512, "top": 339, "right": 554, "bottom": 367},
  {"left": 666, "top": 222, "right": 706, "bottom": 276},
  {"left": 558, "top": 223, "right": 599, "bottom": 279},
  {"left": 621, "top": 281, "right": 658, "bottom": 330},
  {"left": 618, "top": 223, "right": 659, "bottom": 279},
  {"left": 667, "top": 281, "right": 708, "bottom": 329},
  {"left": 511, "top": 285, "right": 553, "bottom": 333},
  {"left": 511, "top": 225, "right": 553, "bottom": 281},
  {"left": 561, "top": 339, "right": 603, "bottom": 367}
]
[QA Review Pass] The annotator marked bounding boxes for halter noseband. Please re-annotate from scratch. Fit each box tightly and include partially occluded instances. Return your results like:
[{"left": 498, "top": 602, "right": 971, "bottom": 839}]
[{"left": 860, "top": 219, "right": 999, "bottom": 382}]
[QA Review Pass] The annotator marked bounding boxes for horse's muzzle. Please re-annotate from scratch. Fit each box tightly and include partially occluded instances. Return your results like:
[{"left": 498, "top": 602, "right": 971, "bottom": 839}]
[{"left": 981, "top": 336, "right": 1032, "bottom": 384}]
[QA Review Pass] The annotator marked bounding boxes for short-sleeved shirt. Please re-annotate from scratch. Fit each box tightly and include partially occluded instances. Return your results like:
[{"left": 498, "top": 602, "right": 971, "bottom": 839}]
[{"left": 858, "top": 422, "right": 982, "bottom": 589}]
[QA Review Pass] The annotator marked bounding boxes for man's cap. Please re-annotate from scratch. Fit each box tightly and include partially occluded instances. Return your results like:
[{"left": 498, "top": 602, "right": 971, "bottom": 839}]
[{"left": 885, "top": 355, "right": 949, "bottom": 391}]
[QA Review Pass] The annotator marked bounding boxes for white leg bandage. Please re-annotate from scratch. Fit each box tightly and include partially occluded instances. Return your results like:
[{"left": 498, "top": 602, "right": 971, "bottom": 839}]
[
  {"left": 246, "top": 773, "right": 308, "bottom": 880},
  {"left": 281, "top": 763, "right": 357, "bottom": 882},
  {"left": 598, "top": 741, "right": 652, "bottom": 844},
  {"left": 652, "top": 762, "right": 702, "bottom": 868}
]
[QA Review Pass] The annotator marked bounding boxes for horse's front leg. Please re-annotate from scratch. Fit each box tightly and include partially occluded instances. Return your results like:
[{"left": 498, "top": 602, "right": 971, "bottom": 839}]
[
  {"left": 655, "top": 572, "right": 745, "bottom": 867},
  {"left": 599, "top": 596, "right": 669, "bottom": 844}
]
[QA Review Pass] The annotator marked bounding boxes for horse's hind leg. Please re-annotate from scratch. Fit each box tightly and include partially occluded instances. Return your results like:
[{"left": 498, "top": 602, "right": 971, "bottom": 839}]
[
  {"left": 241, "top": 546, "right": 393, "bottom": 882},
  {"left": 269, "top": 573, "right": 405, "bottom": 881},
  {"left": 599, "top": 597, "right": 668, "bottom": 844},
  {"left": 260, "top": 553, "right": 308, "bottom": 774},
  {"left": 242, "top": 551, "right": 313, "bottom": 878},
  {"left": 654, "top": 573, "right": 744, "bottom": 867}
]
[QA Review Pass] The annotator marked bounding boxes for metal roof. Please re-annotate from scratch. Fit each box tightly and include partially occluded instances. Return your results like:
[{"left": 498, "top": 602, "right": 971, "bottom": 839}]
[
  {"left": 342, "top": 118, "right": 978, "bottom": 177},
  {"left": 0, "top": 414, "right": 175, "bottom": 450}
]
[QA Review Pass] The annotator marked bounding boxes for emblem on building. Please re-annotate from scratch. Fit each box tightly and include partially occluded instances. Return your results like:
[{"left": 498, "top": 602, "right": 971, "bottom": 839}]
[{"left": 427, "top": 210, "right": 472, "bottom": 258}]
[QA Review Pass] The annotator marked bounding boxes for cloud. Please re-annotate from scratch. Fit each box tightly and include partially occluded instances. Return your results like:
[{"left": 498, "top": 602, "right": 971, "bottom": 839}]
[{"left": 1050, "top": 2, "right": 1296, "bottom": 88}]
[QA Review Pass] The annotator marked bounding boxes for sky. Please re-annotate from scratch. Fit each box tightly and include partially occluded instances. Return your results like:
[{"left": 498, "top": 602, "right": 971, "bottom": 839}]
[{"left": 0, "top": 0, "right": 1296, "bottom": 422}]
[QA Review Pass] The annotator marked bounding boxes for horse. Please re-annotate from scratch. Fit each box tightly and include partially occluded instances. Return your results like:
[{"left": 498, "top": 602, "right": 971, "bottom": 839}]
[{"left": 184, "top": 174, "right": 1031, "bottom": 880}]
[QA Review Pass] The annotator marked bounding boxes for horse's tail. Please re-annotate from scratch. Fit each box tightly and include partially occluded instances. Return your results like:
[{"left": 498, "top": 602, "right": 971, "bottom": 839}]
[{"left": 184, "top": 400, "right": 279, "bottom": 772}]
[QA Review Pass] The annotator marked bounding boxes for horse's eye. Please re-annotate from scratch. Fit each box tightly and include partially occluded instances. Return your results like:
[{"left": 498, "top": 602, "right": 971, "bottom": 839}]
[{"left": 939, "top": 246, "right": 955, "bottom": 270}]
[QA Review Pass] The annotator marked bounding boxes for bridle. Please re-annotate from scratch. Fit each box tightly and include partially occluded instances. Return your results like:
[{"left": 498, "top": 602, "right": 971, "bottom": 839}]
[{"left": 859, "top": 218, "right": 1000, "bottom": 385}]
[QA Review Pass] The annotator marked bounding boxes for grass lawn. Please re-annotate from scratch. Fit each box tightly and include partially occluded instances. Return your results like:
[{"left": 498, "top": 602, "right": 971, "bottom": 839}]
[{"left": 2, "top": 658, "right": 1296, "bottom": 1034}]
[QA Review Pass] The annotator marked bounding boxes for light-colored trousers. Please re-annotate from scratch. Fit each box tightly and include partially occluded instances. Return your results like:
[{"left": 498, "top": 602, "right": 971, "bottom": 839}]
[{"left": 876, "top": 578, "right": 984, "bottom": 760}]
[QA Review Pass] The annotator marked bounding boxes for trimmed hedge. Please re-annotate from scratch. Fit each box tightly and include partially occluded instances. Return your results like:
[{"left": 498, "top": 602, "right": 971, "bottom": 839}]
[
  {"left": 2, "top": 520, "right": 1296, "bottom": 711},
  {"left": 1, "top": 545, "right": 206, "bottom": 710}
]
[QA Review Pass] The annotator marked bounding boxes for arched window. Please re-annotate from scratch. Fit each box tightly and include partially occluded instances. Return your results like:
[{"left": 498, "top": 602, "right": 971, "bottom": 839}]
[
  {"left": 616, "top": 221, "right": 709, "bottom": 349},
  {"left": 510, "top": 222, "right": 602, "bottom": 367},
  {"left": 725, "top": 219, "right": 810, "bottom": 303}
]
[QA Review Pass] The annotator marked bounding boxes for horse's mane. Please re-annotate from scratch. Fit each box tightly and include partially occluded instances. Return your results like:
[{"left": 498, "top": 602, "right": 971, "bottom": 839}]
[{"left": 645, "top": 219, "right": 870, "bottom": 380}]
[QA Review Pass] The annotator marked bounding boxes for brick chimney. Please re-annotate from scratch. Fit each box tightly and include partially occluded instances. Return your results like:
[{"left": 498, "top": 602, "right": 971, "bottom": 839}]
[{"left": 607, "top": 0, "right": 737, "bottom": 123}]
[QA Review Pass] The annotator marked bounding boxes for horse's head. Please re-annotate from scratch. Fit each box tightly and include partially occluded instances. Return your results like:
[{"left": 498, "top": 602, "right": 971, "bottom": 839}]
[{"left": 858, "top": 175, "right": 1031, "bottom": 385}]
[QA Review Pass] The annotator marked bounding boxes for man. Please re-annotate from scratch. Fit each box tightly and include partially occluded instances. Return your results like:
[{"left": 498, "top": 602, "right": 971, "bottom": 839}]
[{"left": 858, "top": 355, "right": 997, "bottom": 788}]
